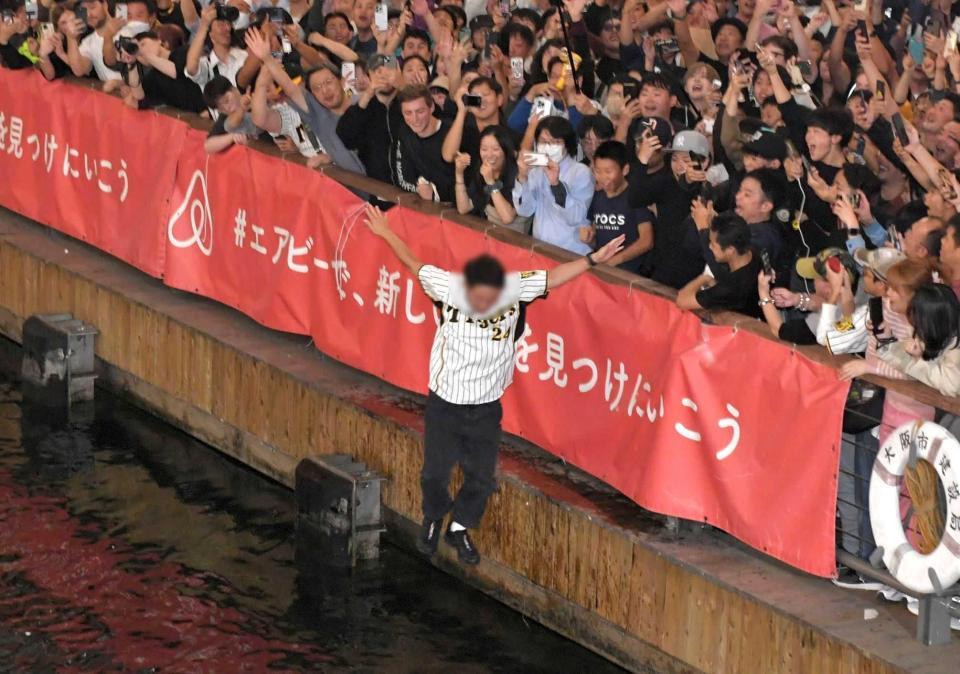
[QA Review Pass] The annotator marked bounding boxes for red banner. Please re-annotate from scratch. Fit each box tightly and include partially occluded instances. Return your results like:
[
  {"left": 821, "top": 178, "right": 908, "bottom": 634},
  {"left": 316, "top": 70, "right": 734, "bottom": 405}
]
[
  {"left": 0, "top": 71, "right": 182, "bottom": 277},
  {"left": 1, "top": 70, "right": 849, "bottom": 577}
]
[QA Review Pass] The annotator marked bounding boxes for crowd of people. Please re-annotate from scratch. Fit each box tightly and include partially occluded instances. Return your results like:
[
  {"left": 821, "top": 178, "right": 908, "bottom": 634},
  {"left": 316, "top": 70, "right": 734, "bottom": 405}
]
[{"left": 4, "top": 0, "right": 960, "bottom": 570}]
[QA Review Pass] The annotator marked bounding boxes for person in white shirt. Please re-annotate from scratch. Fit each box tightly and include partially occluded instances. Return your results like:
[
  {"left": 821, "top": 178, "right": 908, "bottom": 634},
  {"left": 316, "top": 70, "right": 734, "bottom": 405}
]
[
  {"left": 63, "top": 0, "right": 122, "bottom": 83},
  {"left": 184, "top": 2, "right": 250, "bottom": 90},
  {"left": 364, "top": 204, "right": 624, "bottom": 565}
]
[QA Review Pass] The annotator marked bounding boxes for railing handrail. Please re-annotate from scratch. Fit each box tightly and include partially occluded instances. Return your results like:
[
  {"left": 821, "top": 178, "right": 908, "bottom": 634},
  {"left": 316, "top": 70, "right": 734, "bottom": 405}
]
[{"left": 48, "top": 74, "right": 960, "bottom": 418}]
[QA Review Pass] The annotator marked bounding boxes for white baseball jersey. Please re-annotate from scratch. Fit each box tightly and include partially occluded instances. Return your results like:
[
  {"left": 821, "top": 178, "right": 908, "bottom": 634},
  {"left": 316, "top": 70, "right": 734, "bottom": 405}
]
[
  {"left": 274, "top": 102, "right": 325, "bottom": 158},
  {"left": 418, "top": 264, "right": 548, "bottom": 405}
]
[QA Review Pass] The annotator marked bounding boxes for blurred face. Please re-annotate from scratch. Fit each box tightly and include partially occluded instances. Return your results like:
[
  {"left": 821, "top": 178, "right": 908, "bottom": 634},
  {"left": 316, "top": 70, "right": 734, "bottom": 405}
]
[
  {"left": 714, "top": 25, "right": 743, "bottom": 59},
  {"left": 600, "top": 18, "right": 620, "bottom": 49},
  {"left": 638, "top": 84, "right": 674, "bottom": 118},
  {"left": 941, "top": 225, "right": 960, "bottom": 266},
  {"left": 433, "top": 9, "right": 453, "bottom": 35},
  {"left": 805, "top": 125, "right": 834, "bottom": 162},
  {"left": 934, "top": 132, "right": 960, "bottom": 169},
  {"left": 469, "top": 82, "right": 501, "bottom": 122},
  {"left": 210, "top": 18, "right": 233, "bottom": 46},
  {"left": 735, "top": 177, "right": 771, "bottom": 222},
  {"left": 886, "top": 282, "right": 912, "bottom": 314},
  {"left": 924, "top": 99, "right": 956, "bottom": 133},
  {"left": 56, "top": 10, "right": 76, "bottom": 33},
  {"left": 508, "top": 32, "right": 530, "bottom": 58},
  {"left": 478, "top": 134, "right": 505, "bottom": 169},
  {"left": 540, "top": 45, "right": 561, "bottom": 72},
  {"left": 371, "top": 65, "right": 399, "bottom": 95},
  {"left": 82, "top": 0, "right": 106, "bottom": 28},
  {"left": 402, "top": 58, "right": 428, "bottom": 85},
  {"left": 670, "top": 151, "right": 690, "bottom": 179},
  {"left": 401, "top": 96, "right": 435, "bottom": 136},
  {"left": 581, "top": 128, "right": 604, "bottom": 161},
  {"left": 708, "top": 230, "right": 733, "bottom": 262},
  {"left": 535, "top": 128, "right": 565, "bottom": 159},
  {"left": 760, "top": 103, "right": 783, "bottom": 128},
  {"left": 543, "top": 11, "right": 560, "bottom": 37},
  {"left": 593, "top": 157, "right": 627, "bottom": 192},
  {"left": 354, "top": 0, "right": 374, "bottom": 29},
  {"left": 684, "top": 67, "right": 713, "bottom": 100},
  {"left": 862, "top": 268, "right": 887, "bottom": 298},
  {"left": 902, "top": 217, "right": 940, "bottom": 259},
  {"left": 923, "top": 188, "right": 950, "bottom": 219},
  {"left": 402, "top": 36, "right": 430, "bottom": 60},
  {"left": 605, "top": 83, "right": 624, "bottom": 116},
  {"left": 309, "top": 68, "right": 345, "bottom": 109},
  {"left": 465, "top": 285, "right": 500, "bottom": 314},
  {"left": 126, "top": 1, "right": 151, "bottom": 22},
  {"left": 215, "top": 88, "right": 242, "bottom": 116},
  {"left": 325, "top": 17, "right": 351, "bottom": 44},
  {"left": 752, "top": 70, "right": 772, "bottom": 103}
]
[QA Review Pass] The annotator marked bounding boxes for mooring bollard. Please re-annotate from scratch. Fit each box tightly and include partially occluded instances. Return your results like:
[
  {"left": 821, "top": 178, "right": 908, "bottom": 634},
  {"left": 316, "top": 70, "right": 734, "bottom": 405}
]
[
  {"left": 21, "top": 313, "right": 98, "bottom": 409},
  {"left": 295, "top": 455, "right": 386, "bottom": 567}
]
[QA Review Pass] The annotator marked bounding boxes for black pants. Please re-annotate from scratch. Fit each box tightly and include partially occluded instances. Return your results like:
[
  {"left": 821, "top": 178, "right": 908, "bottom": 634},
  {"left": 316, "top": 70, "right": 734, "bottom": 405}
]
[{"left": 421, "top": 392, "right": 502, "bottom": 529}]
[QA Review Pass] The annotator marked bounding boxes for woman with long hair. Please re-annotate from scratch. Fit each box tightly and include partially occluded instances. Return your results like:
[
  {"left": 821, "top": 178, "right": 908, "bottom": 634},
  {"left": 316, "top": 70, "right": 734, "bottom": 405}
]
[{"left": 453, "top": 125, "right": 530, "bottom": 234}]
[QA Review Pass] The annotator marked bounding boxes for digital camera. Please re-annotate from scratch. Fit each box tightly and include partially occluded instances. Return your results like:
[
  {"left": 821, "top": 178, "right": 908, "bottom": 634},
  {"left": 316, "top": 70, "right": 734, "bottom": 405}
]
[{"left": 215, "top": 2, "right": 240, "bottom": 23}]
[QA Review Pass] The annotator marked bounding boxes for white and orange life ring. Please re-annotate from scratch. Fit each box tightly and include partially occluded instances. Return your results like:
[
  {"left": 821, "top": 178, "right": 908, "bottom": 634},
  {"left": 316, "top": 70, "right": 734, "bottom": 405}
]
[{"left": 870, "top": 420, "right": 960, "bottom": 595}]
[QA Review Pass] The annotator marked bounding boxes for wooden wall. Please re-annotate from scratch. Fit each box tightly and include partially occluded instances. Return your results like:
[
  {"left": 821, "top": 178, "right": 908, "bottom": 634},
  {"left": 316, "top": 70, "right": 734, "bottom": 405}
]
[{"left": 0, "top": 218, "right": 944, "bottom": 674}]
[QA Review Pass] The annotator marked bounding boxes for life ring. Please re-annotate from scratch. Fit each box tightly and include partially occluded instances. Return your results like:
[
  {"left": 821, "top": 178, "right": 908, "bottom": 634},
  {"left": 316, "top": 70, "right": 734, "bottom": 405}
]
[{"left": 870, "top": 420, "right": 960, "bottom": 595}]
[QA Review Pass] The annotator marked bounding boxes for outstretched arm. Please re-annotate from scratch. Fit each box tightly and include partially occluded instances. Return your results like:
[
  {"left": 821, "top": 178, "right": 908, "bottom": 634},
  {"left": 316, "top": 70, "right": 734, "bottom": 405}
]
[
  {"left": 547, "top": 235, "right": 625, "bottom": 290},
  {"left": 364, "top": 204, "right": 423, "bottom": 275}
]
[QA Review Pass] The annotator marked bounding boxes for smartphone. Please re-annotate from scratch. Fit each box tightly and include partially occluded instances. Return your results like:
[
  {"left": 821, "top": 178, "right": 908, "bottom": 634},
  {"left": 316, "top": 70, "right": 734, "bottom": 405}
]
[
  {"left": 39, "top": 21, "right": 53, "bottom": 39},
  {"left": 375, "top": 2, "right": 388, "bottom": 31},
  {"left": 891, "top": 113, "right": 910, "bottom": 146},
  {"left": 24, "top": 0, "right": 37, "bottom": 20},
  {"left": 856, "top": 19, "right": 867, "bottom": 37},
  {"left": 523, "top": 152, "right": 549, "bottom": 167},
  {"left": 827, "top": 256, "right": 842, "bottom": 273},
  {"left": 115, "top": 3, "right": 128, "bottom": 21},
  {"left": 499, "top": 0, "right": 510, "bottom": 17},
  {"left": 341, "top": 62, "right": 356, "bottom": 94},
  {"left": 887, "top": 225, "right": 902, "bottom": 250},
  {"left": 869, "top": 297, "right": 884, "bottom": 335},
  {"left": 531, "top": 96, "right": 553, "bottom": 118},
  {"left": 875, "top": 79, "right": 886, "bottom": 102},
  {"left": 462, "top": 93, "right": 482, "bottom": 107},
  {"left": 908, "top": 35, "right": 925, "bottom": 63},
  {"left": 622, "top": 81, "right": 639, "bottom": 100},
  {"left": 800, "top": 154, "right": 812, "bottom": 172},
  {"left": 760, "top": 249, "right": 773, "bottom": 276},
  {"left": 928, "top": 17, "right": 943, "bottom": 37},
  {"left": 849, "top": 191, "right": 861, "bottom": 209},
  {"left": 281, "top": 36, "right": 292, "bottom": 53},
  {"left": 510, "top": 56, "right": 523, "bottom": 81},
  {"left": 797, "top": 59, "right": 813, "bottom": 77}
]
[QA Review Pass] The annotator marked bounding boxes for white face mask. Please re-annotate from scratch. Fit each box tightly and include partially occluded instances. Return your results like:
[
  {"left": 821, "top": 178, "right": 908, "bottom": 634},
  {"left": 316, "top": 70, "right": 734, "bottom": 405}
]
[{"left": 536, "top": 142, "right": 564, "bottom": 163}]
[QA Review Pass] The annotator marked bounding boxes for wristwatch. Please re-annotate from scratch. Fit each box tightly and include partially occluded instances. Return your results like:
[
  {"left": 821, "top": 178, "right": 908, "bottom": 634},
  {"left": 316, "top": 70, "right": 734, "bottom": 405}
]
[
  {"left": 847, "top": 227, "right": 861, "bottom": 236},
  {"left": 585, "top": 253, "right": 597, "bottom": 266},
  {"left": 483, "top": 180, "right": 503, "bottom": 195}
]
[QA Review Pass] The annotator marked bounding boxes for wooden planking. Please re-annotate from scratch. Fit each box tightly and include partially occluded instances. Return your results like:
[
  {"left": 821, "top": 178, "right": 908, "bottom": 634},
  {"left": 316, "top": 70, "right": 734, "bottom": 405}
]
[{"left": 0, "top": 222, "right": 947, "bottom": 674}]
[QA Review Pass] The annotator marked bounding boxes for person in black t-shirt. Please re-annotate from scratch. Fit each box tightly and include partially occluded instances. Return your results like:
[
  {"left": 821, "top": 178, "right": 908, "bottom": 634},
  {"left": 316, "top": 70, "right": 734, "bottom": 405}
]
[
  {"left": 582, "top": 140, "right": 654, "bottom": 275},
  {"left": 396, "top": 84, "right": 455, "bottom": 202},
  {"left": 125, "top": 31, "right": 205, "bottom": 113},
  {"left": 677, "top": 210, "right": 762, "bottom": 319}
]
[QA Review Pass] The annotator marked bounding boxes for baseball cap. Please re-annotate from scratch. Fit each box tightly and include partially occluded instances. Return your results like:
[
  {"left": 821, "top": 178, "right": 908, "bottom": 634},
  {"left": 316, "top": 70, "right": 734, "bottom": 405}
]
[
  {"left": 665, "top": 130, "right": 711, "bottom": 158},
  {"left": 429, "top": 75, "right": 450, "bottom": 93},
  {"left": 742, "top": 130, "right": 787, "bottom": 161},
  {"left": 367, "top": 52, "right": 399, "bottom": 72},
  {"left": 796, "top": 248, "right": 859, "bottom": 283},
  {"left": 633, "top": 116, "right": 674, "bottom": 147},
  {"left": 853, "top": 247, "right": 906, "bottom": 281}
]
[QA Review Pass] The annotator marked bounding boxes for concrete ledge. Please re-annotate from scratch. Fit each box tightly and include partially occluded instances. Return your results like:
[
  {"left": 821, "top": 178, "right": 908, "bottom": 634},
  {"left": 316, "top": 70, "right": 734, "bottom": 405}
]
[{"left": 0, "top": 208, "right": 955, "bottom": 673}]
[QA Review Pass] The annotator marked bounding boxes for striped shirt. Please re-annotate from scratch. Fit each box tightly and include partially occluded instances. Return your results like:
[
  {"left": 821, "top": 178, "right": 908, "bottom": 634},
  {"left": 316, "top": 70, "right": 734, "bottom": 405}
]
[{"left": 418, "top": 265, "right": 549, "bottom": 405}]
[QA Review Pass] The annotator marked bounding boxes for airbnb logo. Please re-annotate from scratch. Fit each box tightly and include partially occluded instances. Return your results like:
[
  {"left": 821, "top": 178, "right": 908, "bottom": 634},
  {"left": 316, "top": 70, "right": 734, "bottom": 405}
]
[{"left": 168, "top": 163, "right": 214, "bottom": 256}]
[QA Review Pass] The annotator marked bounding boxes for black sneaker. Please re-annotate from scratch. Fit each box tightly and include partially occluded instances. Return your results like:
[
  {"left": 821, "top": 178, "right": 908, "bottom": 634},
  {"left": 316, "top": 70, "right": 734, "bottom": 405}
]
[
  {"left": 417, "top": 517, "right": 443, "bottom": 555},
  {"left": 444, "top": 526, "right": 480, "bottom": 565}
]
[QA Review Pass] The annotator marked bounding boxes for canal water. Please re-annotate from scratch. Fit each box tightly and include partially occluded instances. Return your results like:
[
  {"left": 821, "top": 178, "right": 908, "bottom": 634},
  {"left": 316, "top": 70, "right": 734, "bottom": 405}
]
[{"left": 0, "top": 372, "right": 625, "bottom": 673}]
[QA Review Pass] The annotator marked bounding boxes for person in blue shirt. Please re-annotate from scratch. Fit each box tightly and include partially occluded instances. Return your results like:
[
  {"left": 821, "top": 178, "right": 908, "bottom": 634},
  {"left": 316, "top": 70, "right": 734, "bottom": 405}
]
[{"left": 514, "top": 117, "right": 594, "bottom": 255}]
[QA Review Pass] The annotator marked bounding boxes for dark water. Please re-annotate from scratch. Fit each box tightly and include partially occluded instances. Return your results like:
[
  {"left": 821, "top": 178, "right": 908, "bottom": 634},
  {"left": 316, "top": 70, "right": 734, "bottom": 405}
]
[{"left": 0, "top": 375, "right": 625, "bottom": 673}]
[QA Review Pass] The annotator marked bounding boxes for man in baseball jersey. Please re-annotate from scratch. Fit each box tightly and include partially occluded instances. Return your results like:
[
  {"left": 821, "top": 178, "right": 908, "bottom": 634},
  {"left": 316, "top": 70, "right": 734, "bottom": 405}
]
[{"left": 364, "top": 204, "right": 625, "bottom": 565}]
